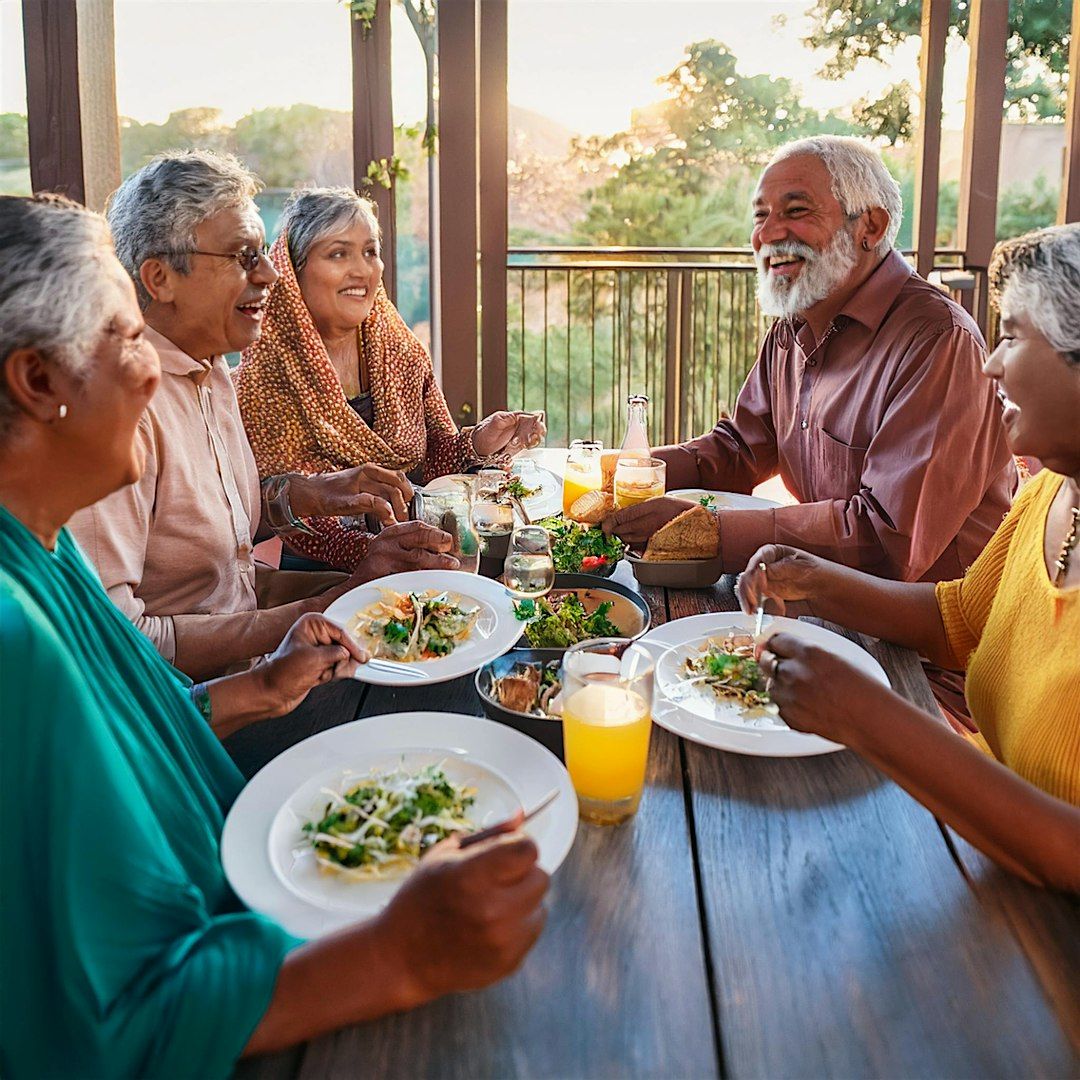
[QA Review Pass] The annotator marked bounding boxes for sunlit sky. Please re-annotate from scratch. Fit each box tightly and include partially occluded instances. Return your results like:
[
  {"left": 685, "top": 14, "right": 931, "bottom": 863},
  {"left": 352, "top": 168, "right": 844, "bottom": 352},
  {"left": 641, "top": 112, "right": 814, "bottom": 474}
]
[{"left": 2, "top": 0, "right": 971, "bottom": 135}]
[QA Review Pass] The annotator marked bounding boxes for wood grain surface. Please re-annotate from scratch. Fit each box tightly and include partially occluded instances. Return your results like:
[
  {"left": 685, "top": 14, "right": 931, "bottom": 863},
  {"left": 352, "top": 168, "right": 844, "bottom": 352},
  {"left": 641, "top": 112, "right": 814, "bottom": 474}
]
[
  {"left": 669, "top": 582, "right": 1077, "bottom": 1078},
  {"left": 236, "top": 565, "right": 1078, "bottom": 1079}
]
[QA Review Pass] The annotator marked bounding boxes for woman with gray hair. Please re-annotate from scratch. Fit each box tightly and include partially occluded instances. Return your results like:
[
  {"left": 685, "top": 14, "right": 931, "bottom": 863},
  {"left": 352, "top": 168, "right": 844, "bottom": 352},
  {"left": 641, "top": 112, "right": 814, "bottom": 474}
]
[
  {"left": 234, "top": 186, "right": 545, "bottom": 570},
  {"left": 737, "top": 224, "right": 1080, "bottom": 891},
  {"left": 0, "top": 194, "right": 547, "bottom": 1076}
]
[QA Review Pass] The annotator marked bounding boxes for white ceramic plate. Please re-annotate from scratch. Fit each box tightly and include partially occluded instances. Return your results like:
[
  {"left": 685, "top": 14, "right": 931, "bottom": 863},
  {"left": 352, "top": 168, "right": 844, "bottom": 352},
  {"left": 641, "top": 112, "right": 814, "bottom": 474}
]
[
  {"left": 640, "top": 613, "right": 889, "bottom": 757},
  {"left": 221, "top": 712, "right": 578, "bottom": 939},
  {"left": 669, "top": 488, "right": 781, "bottom": 511},
  {"left": 425, "top": 466, "right": 563, "bottom": 520},
  {"left": 323, "top": 570, "right": 524, "bottom": 686}
]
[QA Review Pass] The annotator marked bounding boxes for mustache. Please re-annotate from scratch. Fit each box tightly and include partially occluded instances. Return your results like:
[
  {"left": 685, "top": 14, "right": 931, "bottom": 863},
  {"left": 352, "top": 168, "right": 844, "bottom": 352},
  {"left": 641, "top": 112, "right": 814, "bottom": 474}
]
[{"left": 755, "top": 239, "right": 818, "bottom": 268}]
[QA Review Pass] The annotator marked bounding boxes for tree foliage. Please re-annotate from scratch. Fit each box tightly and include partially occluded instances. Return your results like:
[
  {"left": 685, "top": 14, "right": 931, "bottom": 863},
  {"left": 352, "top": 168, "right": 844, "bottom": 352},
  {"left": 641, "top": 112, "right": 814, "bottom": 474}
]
[{"left": 800, "top": 0, "right": 1071, "bottom": 122}]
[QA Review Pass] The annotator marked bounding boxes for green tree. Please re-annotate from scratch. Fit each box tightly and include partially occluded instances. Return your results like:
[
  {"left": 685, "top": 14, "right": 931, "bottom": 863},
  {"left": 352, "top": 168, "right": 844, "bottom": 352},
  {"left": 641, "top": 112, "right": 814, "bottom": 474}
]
[
  {"left": 120, "top": 108, "right": 231, "bottom": 176},
  {"left": 996, "top": 174, "right": 1061, "bottom": 239},
  {"left": 232, "top": 105, "right": 351, "bottom": 188},
  {"left": 0, "top": 113, "right": 29, "bottom": 161},
  {"left": 851, "top": 81, "right": 915, "bottom": 146},
  {"left": 800, "top": 0, "right": 1071, "bottom": 123}
]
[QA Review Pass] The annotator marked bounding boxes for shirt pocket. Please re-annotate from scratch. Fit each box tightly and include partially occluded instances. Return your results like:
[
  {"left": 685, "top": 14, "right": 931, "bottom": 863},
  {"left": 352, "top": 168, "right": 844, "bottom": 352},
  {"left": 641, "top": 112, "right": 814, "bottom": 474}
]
[{"left": 811, "top": 427, "right": 868, "bottom": 500}]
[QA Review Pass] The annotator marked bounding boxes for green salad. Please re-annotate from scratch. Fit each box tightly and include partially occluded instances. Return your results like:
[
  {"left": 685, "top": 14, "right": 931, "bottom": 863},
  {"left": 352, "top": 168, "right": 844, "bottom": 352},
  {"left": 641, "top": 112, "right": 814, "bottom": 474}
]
[
  {"left": 536, "top": 514, "right": 625, "bottom": 574},
  {"left": 302, "top": 763, "right": 476, "bottom": 879},
  {"left": 513, "top": 591, "right": 623, "bottom": 648}
]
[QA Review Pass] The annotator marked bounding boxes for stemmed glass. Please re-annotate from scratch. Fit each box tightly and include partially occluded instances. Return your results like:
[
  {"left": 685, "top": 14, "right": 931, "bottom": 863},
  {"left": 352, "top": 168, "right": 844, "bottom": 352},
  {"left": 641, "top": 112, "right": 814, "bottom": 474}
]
[{"left": 502, "top": 526, "right": 555, "bottom": 599}]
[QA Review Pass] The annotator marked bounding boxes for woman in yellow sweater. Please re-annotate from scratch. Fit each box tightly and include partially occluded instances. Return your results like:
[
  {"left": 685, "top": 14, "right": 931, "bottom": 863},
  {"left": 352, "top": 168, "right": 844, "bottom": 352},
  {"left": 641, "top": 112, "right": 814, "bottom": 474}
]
[{"left": 738, "top": 224, "right": 1080, "bottom": 892}]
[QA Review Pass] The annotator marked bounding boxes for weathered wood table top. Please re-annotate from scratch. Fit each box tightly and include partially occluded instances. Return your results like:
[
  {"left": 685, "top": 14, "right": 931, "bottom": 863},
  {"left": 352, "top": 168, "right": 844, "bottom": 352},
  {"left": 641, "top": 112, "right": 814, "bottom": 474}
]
[{"left": 238, "top": 561, "right": 1079, "bottom": 1079}]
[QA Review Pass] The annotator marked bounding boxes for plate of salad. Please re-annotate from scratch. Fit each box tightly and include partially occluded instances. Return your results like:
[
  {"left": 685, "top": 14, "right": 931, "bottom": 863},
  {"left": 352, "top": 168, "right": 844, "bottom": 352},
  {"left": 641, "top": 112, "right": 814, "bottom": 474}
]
[
  {"left": 536, "top": 514, "right": 626, "bottom": 576},
  {"left": 643, "top": 614, "right": 888, "bottom": 757},
  {"left": 221, "top": 712, "right": 578, "bottom": 938},
  {"left": 510, "top": 575, "right": 650, "bottom": 651},
  {"left": 324, "top": 570, "right": 524, "bottom": 685}
]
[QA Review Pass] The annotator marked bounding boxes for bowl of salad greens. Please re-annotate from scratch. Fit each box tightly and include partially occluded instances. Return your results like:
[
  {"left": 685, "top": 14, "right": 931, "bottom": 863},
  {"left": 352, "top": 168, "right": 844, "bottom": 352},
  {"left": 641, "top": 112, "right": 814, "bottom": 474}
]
[
  {"left": 535, "top": 514, "right": 625, "bottom": 576},
  {"left": 510, "top": 574, "right": 650, "bottom": 652}
]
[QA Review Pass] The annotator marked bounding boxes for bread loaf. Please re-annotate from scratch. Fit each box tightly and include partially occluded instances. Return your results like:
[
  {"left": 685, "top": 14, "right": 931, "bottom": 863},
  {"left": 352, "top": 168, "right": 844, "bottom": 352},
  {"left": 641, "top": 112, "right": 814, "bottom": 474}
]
[{"left": 642, "top": 505, "right": 719, "bottom": 561}]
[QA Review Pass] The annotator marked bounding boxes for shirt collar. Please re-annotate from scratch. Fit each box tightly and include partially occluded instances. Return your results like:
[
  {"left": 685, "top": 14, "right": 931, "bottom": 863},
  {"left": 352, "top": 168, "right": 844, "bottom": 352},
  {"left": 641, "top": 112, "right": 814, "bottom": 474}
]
[
  {"left": 837, "top": 248, "right": 913, "bottom": 334},
  {"left": 143, "top": 325, "right": 216, "bottom": 386}
]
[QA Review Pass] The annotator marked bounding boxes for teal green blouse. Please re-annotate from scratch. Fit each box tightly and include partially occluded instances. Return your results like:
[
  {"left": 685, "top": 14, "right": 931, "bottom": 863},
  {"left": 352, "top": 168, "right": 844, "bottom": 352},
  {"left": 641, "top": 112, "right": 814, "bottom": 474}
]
[{"left": 0, "top": 507, "right": 299, "bottom": 1078}]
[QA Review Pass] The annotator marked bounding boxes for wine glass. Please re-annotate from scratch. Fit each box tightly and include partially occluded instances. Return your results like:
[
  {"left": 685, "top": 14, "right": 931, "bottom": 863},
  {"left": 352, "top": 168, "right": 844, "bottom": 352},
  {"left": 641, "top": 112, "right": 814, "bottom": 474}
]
[{"left": 503, "top": 526, "right": 556, "bottom": 599}]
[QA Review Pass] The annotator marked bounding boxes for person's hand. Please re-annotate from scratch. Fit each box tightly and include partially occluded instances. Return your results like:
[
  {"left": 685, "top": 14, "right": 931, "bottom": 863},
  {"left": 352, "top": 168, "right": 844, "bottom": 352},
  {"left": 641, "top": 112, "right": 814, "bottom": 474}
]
[
  {"left": 737, "top": 545, "right": 824, "bottom": 616},
  {"left": 258, "top": 613, "right": 368, "bottom": 717},
  {"left": 601, "top": 496, "right": 698, "bottom": 546},
  {"left": 350, "top": 521, "right": 460, "bottom": 583},
  {"left": 756, "top": 632, "right": 892, "bottom": 745},
  {"left": 377, "top": 833, "right": 549, "bottom": 1006},
  {"left": 472, "top": 411, "right": 546, "bottom": 458},
  {"left": 290, "top": 465, "right": 414, "bottom": 525}
]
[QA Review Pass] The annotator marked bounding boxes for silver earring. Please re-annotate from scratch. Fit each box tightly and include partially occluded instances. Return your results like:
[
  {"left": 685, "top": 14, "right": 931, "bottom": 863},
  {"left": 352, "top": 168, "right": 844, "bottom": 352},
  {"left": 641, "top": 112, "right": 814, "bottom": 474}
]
[
  {"left": 58, "top": 404, "right": 68, "bottom": 419},
  {"left": 861, "top": 239, "right": 870, "bottom": 252}
]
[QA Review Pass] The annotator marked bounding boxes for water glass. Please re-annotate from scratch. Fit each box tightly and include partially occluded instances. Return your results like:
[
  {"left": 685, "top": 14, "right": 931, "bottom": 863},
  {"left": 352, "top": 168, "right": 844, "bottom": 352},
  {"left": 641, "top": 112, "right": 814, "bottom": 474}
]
[
  {"left": 613, "top": 456, "right": 667, "bottom": 509},
  {"left": 418, "top": 490, "right": 480, "bottom": 573},
  {"left": 561, "top": 639, "right": 654, "bottom": 825},
  {"left": 502, "top": 526, "right": 556, "bottom": 599}
]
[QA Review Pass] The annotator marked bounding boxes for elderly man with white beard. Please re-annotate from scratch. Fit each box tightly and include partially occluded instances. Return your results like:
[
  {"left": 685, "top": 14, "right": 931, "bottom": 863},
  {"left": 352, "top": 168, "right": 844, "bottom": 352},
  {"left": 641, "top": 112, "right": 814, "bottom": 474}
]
[{"left": 607, "top": 135, "right": 1016, "bottom": 587}]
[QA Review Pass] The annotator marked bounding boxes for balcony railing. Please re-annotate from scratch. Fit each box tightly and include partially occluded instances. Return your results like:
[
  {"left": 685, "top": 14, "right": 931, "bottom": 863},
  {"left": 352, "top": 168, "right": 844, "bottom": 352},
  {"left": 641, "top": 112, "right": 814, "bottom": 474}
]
[{"left": 505, "top": 246, "right": 978, "bottom": 448}]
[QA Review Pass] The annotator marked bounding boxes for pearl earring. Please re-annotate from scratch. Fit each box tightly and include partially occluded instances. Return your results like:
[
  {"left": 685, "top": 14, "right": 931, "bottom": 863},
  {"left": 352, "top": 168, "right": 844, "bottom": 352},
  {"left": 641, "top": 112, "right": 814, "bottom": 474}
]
[{"left": 58, "top": 404, "right": 68, "bottom": 419}]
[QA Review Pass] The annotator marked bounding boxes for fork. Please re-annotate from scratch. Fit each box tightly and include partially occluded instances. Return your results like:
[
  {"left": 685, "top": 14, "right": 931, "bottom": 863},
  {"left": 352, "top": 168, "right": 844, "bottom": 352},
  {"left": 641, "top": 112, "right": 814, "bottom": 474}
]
[{"left": 362, "top": 658, "right": 429, "bottom": 680}]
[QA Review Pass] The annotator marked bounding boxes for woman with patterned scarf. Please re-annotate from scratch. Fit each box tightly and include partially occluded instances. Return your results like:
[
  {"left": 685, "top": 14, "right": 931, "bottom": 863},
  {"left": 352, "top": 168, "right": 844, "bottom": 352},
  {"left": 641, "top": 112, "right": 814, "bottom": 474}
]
[{"left": 234, "top": 187, "right": 545, "bottom": 570}]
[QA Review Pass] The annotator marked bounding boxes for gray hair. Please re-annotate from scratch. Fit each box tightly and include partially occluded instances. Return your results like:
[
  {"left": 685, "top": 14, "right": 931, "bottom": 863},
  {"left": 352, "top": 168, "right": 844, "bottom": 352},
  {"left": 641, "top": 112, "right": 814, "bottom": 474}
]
[
  {"left": 107, "top": 148, "right": 262, "bottom": 307},
  {"left": 0, "top": 195, "right": 115, "bottom": 438},
  {"left": 990, "top": 223, "right": 1080, "bottom": 364},
  {"left": 281, "top": 187, "right": 381, "bottom": 273},
  {"left": 767, "top": 136, "right": 903, "bottom": 257}
]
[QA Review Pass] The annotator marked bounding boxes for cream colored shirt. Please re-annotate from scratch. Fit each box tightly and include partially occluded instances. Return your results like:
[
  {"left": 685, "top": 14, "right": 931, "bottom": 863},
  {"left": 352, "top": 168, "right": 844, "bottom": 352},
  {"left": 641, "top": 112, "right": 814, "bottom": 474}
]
[{"left": 70, "top": 327, "right": 262, "bottom": 663}]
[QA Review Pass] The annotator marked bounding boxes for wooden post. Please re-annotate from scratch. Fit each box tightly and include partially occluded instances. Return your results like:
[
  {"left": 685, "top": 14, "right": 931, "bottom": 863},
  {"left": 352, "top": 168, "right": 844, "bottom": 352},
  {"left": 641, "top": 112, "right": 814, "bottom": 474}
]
[
  {"left": 956, "top": 0, "right": 1008, "bottom": 330},
  {"left": 912, "top": 0, "right": 949, "bottom": 279},
  {"left": 437, "top": 0, "right": 480, "bottom": 425},
  {"left": 478, "top": 0, "right": 509, "bottom": 416},
  {"left": 1059, "top": 0, "right": 1080, "bottom": 224},
  {"left": 22, "top": 0, "right": 120, "bottom": 209},
  {"left": 351, "top": 0, "right": 397, "bottom": 303}
]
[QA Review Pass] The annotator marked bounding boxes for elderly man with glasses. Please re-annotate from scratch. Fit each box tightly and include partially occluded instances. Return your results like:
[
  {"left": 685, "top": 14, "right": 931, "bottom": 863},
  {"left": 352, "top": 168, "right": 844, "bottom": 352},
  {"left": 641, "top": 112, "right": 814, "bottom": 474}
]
[
  {"left": 70, "top": 151, "right": 456, "bottom": 764},
  {"left": 607, "top": 136, "right": 1016, "bottom": 589}
]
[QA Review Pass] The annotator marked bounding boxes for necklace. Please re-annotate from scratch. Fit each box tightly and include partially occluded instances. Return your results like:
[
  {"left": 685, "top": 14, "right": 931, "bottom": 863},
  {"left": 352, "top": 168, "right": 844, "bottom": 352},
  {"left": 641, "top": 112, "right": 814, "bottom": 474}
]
[
  {"left": 1054, "top": 501, "right": 1080, "bottom": 586},
  {"left": 793, "top": 318, "right": 843, "bottom": 367}
]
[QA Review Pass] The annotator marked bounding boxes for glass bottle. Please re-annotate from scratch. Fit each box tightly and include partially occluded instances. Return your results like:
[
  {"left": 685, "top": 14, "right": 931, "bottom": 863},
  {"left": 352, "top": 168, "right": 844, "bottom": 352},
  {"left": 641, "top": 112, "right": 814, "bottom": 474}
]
[{"left": 619, "top": 395, "right": 651, "bottom": 463}]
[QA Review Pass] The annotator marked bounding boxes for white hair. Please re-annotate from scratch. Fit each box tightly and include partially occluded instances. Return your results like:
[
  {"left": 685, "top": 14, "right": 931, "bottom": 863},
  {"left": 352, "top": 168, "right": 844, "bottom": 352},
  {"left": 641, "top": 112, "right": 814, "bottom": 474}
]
[
  {"left": 767, "top": 136, "right": 903, "bottom": 257},
  {"left": 0, "top": 195, "right": 115, "bottom": 438},
  {"left": 107, "top": 149, "right": 262, "bottom": 308},
  {"left": 281, "top": 187, "right": 381, "bottom": 273},
  {"left": 991, "top": 223, "right": 1080, "bottom": 364}
]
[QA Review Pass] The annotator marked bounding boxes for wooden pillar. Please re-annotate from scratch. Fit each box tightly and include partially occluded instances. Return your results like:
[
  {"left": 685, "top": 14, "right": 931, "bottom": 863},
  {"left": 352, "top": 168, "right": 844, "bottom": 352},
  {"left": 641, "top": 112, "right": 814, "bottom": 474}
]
[
  {"left": 478, "top": 0, "right": 509, "bottom": 416},
  {"left": 437, "top": 0, "right": 480, "bottom": 425},
  {"left": 1059, "top": 0, "right": 1080, "bottom": 224},
  {"left": 912, "top": 0, "right": 949, "bottom": 279},
  {"left": 956, "top": 0, "right": 1008, "bottom": 329},
  {"left": 22, "top": 0, "right": 120, "bottom": 209},
  {"left": 352, "top": 0, "right": 397, "bottom": 303}
]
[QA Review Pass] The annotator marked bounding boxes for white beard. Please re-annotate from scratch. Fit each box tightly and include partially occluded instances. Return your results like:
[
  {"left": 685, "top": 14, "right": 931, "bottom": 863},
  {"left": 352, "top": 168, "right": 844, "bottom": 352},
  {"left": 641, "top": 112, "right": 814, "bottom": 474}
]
[{"left": 756, "top": 228, "right": 859, "bottom": 319}]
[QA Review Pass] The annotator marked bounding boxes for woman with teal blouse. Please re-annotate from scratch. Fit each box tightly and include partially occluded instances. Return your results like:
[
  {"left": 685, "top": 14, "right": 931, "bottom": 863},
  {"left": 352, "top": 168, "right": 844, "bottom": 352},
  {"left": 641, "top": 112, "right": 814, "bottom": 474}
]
[{"left": 0, "top": 194, "right": 548, "bottom": 1078}]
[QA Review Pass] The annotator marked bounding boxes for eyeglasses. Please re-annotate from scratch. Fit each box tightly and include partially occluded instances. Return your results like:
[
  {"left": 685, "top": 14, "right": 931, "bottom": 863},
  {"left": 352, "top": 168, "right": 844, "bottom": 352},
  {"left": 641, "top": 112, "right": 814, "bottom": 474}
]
[{"left": 183, "top": 244, "right": 270, "bottom": 272}]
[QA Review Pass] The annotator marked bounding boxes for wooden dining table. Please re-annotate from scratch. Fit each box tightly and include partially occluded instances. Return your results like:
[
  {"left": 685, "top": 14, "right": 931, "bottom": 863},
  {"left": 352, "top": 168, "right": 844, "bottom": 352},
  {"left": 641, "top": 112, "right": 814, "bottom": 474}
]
[{"left": 238, "top": 461, "right": 1079, "bottom": 1079}]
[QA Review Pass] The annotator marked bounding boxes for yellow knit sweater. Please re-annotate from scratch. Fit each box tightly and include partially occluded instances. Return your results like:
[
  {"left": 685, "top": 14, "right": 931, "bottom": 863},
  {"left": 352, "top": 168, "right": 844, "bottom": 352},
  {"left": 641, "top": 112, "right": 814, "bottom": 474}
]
[{"left": 936, "top": 470, "right": 1080, "bottom": 805}]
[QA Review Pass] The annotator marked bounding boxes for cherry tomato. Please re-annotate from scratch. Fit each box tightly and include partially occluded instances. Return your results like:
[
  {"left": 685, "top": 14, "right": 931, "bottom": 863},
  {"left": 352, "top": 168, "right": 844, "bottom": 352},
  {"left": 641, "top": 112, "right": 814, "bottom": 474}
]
[{"left": 581, "top": 555, "right": 607, "bottom": 572}]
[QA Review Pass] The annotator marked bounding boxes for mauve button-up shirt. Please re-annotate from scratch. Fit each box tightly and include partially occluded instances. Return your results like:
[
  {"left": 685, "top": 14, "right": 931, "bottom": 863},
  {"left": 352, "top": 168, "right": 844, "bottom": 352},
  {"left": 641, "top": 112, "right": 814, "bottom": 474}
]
[{"left": 659, "top": 250, "right": 1017, "bottom": 581}]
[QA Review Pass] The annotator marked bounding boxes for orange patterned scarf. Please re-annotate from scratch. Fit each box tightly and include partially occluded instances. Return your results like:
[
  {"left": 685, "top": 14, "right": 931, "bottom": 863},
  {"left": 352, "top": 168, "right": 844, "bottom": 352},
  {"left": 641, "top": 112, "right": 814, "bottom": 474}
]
[{"left": 235, "top": 233, "right": 434, "bottom": 478}]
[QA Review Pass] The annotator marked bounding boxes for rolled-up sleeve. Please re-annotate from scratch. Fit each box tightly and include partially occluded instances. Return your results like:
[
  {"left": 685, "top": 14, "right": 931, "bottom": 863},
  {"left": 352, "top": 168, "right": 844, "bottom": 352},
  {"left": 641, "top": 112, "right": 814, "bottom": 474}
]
[{"left": 718, "top": 326, "right": 1009, "bottom": 579}]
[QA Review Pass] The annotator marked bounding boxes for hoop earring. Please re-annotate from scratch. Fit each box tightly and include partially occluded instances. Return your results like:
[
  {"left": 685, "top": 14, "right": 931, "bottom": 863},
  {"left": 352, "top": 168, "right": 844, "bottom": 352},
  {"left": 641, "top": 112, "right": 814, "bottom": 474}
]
[
  {"left": 58, "top": 404, "right": 68, "bottom": 420},
  {"left": 861, "top": 239, "right": 871, "bottom": 252}
]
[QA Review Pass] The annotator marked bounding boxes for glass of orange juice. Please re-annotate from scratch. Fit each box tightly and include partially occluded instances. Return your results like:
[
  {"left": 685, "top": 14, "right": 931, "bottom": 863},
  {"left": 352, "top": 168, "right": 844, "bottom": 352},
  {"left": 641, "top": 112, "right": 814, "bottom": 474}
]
[
  {"left": 613, "top": 457, "right": 666, "bottom": 509},
  {"left": 561, "top": 639, "right": 654, "bottom": 825},
  {"left": 563, "top": 439, "right": 603, "bottom": 518}
]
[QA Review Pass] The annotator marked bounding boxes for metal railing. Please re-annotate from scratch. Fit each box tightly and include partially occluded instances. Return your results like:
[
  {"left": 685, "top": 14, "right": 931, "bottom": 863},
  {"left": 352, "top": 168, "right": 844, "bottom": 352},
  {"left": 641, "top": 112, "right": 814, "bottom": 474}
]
[{"left": 505, "top": 247, "right": 979, "bottom": 448}]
